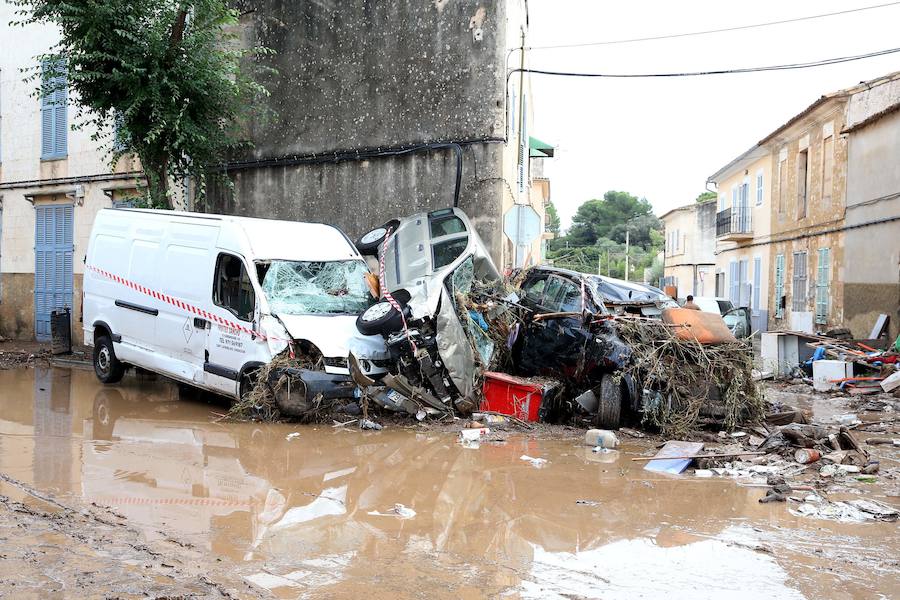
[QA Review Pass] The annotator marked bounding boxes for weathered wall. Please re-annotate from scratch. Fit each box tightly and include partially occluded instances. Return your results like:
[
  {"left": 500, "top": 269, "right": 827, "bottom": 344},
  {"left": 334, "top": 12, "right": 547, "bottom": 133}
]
[
  {"left": 766, "top": 100, "right": 848, "bottom": 333},
  {"left": 844, "top": 107, "right": 900, "bottom": 340},
  {"left": 0, "top": 274, "right": 84, "bottom": 345},
  {"left": 208, "top": 0, "right": 511, "bottom": 255},
  {"left": 213, "top": 143, "right": 506, "bottom": 259}
]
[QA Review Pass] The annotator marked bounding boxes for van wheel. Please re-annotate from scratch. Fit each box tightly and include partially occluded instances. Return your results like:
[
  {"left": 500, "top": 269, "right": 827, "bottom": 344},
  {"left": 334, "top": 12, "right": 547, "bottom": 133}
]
[
  {"left": 94, "top": 336, "right": 125, "bottom": 384},
  {"left": 356, "top": 219, "right": 400, "bottom": 255},
  {"left": 356, "top": 289, "right": 410, "bottom": 336},
  {"left": 594, "top": 374, "right": 622, "bottom": 429}
]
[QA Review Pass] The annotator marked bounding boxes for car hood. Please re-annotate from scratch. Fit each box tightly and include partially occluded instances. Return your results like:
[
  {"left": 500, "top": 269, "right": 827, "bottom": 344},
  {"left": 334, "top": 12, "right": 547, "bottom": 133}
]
[{"left": 276, "top": 313, "right": 389, "bottom": 362}]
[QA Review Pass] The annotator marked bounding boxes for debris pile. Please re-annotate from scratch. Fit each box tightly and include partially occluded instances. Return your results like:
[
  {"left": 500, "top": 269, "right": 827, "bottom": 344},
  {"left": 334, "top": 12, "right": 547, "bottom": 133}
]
[{"left": 615, "top": 317, "right": 765, "bottom": 437}]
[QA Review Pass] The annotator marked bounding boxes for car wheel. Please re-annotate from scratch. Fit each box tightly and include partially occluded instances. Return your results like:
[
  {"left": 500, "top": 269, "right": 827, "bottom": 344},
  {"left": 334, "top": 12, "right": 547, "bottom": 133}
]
[
  {"left": 93, "top": 335, "right": 126, "bottom": 384},
  {"left": 356, "top": 289, "right": 411, "bottom": 336},
  {"left": 356, "top": 219, "right": 400, "bottom": 255},
  {"left": 595, "top": 373, "right": 622, "bottom": 429}
]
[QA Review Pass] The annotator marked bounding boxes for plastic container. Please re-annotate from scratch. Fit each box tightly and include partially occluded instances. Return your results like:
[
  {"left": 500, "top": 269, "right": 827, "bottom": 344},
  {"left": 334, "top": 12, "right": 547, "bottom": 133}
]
[
  {"left": 794, "top": 448, "right": 821, "bottom": 464},
  {"left": 585, "top": 429, "right": 619, "bottom": 449},
  {"left": 481, "top": 372, "right": 555, "bottom": 422},
  {"left": 459, "top": 428, "right": 490, "bottom": 442}
]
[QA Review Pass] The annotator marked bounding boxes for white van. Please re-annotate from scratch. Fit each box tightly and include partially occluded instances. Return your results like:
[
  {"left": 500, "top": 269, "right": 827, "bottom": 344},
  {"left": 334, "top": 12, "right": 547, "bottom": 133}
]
[{"left": 83, "top": 209, "right": 389, "bottom": 405}]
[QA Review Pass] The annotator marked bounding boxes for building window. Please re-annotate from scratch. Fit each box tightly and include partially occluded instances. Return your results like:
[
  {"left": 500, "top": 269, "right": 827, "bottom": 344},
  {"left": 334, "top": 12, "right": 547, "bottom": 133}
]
[
  {"left": 774, "top": 254, "right": 785, "bottom": 318},
  {"left": 822, "top": 135, "right": 834, "bottom": 205},
  {"left": 792, "top": 251, "right": 808, "bottom": 312},
  {"left": 729, "top": 260, "right": 739, "bottom": 306},
  {"left": 756, "top": 170, "right": 764, "bottom": 206},
  {"left": 815, "top": 248, "right": 831, "bottom": 325},
  {"left": 41, "top": 59, "right": 68, "bottom": 160},
  {"left": 797, "top": 149, "right": 808, "bottom": 219},
  {"left": 718, "top": 194, "right": 726, "bottom": 211},
  {"left": 778, "top": 157, "right": 788, "bottom": 214}
]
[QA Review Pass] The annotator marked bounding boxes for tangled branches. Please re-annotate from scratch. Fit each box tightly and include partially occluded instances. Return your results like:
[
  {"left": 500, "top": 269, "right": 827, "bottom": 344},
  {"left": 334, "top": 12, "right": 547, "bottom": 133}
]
[{"left": 614, "top": 317, "right": 764, "bottom": 437}]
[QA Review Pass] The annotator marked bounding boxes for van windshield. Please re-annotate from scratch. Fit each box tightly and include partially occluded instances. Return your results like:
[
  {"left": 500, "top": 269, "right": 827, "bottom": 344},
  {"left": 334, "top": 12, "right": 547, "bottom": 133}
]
[{"left": 260, "top": 260, "right": 374, "bottom": 315}]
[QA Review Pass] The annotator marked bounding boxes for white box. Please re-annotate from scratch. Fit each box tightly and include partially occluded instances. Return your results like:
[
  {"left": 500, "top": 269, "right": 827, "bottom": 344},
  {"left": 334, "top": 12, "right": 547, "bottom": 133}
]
[{"left": 813, "top": 360, "right": 853, "bottom": 392}]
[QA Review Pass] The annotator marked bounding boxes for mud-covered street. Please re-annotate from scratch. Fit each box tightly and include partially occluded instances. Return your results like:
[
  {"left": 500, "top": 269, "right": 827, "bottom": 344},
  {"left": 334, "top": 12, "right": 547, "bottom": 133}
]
[{"left": 0, "top": 365, "right": 896, "bottom": 599}]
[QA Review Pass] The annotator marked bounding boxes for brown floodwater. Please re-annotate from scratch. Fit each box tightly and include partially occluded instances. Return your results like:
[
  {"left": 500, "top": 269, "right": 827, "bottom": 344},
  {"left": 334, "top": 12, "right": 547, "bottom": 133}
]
[{"left": 1, "top": 366, "right": 898, "bottom": 599}]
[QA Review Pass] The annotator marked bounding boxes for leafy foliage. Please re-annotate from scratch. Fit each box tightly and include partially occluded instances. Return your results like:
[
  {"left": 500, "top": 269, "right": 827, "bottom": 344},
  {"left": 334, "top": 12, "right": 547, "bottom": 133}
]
[
  {"left": 695, "top": 190, "right": 717, "bottom": 203},
  {"left": 13, "top": 0, "right": 271, "bottom": 208},
  {"left": 548, "top": 191, "right": 663, "bottom": 281},
  {"left": 544, "top": 200, "right": 561, "bottom": 235}
]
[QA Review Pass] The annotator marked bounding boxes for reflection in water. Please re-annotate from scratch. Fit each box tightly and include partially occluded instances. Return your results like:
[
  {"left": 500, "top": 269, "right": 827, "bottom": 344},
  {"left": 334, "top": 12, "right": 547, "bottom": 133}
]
[{"left": 0, "top": 367, "right": 897, "bottom": 599}]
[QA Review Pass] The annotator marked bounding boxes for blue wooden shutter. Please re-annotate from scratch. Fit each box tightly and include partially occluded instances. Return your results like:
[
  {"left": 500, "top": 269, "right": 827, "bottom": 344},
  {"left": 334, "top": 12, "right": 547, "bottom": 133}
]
[
  {"left": 752, "top": 257, "right": 761, "bottom": 315},
  {"left": 40, "top": 60, "right": 67, "bottom": 160}
]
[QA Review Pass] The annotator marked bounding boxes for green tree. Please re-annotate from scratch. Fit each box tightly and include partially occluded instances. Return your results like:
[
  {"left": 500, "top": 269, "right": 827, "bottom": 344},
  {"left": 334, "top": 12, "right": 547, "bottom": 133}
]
[
  {"left": 14, "top": 0, "right": 270, "bottom": 208},
  {"left": 545, "top": 200, "right": 561, "bottom": 236},
  {"left": 695, "top": 191, "right": 717, "bottom": 203},
  {"left": 567, "top": 191, "right": 653, "bottom": 246}
]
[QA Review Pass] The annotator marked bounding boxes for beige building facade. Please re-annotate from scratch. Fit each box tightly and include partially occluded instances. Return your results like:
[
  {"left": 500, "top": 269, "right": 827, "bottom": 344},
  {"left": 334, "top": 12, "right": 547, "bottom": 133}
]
[
  {"left": 708, "top": 147, "right": 774, "bottom": 333},
  {"left": 660, "top": 199, "right": 716, "bottom": 300},
  {"left": 0, "top": 8, "right": 144, "bottom": 344}
]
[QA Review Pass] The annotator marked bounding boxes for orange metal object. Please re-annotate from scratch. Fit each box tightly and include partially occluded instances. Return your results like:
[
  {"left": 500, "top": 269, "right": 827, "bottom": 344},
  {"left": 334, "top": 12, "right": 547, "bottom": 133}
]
[{"left": 661, "top": 308, "right": 737, "bottom": 344}]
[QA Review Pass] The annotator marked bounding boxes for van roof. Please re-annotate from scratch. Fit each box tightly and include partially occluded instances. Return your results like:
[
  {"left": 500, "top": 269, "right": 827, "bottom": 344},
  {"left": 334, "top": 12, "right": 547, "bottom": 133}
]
[{"left": 107, "top": 208, "right": 359, "bottom": 261}]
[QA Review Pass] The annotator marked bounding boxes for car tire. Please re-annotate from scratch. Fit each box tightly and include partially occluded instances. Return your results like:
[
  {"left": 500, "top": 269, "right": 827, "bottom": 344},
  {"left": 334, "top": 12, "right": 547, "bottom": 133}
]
[
  {"left": 595, "top": 373, "right": 622, "bottom": 429},
  {"left": 93, "top": 335, "right": 126, "bottom": 384},
  {"left": 356, "top": 219, "right": 400, "bottom": 255},
  {"left": 356, "top": 289, "right": 411, "bottom": 336}
]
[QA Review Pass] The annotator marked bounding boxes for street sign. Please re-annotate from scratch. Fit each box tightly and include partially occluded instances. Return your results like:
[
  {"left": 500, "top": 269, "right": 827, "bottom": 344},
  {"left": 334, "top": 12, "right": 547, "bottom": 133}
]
[{"left": 503, "top": 204, "right": 541, "bottom": 268}]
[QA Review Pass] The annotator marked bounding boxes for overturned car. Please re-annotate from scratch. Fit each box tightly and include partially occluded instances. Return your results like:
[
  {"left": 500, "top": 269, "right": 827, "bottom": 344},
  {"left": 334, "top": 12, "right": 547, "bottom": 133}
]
[{"left": 353, "top": 208, "right": 502, "bottom": 416}]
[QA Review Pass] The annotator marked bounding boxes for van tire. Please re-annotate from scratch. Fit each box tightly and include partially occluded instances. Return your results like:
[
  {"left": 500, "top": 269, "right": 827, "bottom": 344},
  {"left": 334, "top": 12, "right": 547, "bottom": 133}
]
[
  {"left": 594, "top": 374, "right": 622, "bottom": 429},
  {"left": 93, "top": 335, "right": 125, "bottom": 384},
  {"left": 356, "top": 219, "right": 400, "bottom": 255}
]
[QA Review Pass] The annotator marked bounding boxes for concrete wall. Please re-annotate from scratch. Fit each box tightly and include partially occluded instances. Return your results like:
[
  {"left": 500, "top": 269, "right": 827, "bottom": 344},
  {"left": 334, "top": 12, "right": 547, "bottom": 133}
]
[
  {"left": 844, "top": 107, "right": 900, "bottom": 340},
  {"left": 209, "top": 0, "right": 521, "bottom": 263}
]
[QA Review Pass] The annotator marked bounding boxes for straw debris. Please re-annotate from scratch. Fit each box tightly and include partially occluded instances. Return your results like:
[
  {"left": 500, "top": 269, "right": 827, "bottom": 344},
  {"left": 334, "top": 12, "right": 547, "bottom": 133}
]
[{"left": 614, "top": 317, "right": 764, "bottom": 437}]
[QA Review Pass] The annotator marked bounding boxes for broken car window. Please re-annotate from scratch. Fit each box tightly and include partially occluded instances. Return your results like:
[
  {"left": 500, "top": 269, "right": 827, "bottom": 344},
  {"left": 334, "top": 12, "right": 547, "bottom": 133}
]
[
  {"left": 449, "top": 256, "right": 475, "bottom": 296},
  {"left": 214, "top": 253, "right": 256, "bottom": 322},
  {"left": 558, "top": 280, "right": 583, "bottom": 313},
  {"left": 430, "top": 215, "right": 466, "bottom": 238},
  {"left": 522, "top": 277, "right": 546, "bottom": 305},
  {"left": 261, "top": 260, "right": 374, "bottom": 315}
]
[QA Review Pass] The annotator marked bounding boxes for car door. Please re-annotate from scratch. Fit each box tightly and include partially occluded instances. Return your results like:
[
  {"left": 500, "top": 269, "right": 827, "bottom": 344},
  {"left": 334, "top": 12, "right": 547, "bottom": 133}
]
[
  {"left": 723, "top": 306, "right": 752, "bottom": 339},
  {"left": 204, "top": 252, "right": 261, "bottom": 395}
]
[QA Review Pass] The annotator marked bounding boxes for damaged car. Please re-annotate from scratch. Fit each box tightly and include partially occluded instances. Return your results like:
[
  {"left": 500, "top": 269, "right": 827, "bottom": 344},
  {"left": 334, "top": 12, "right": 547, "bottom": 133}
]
[
  {"left": 512, "top": 266, "right": 750, "bottom": 429},
  {"left": 353, "top": 207, "right": 501, "bottom": 416}
]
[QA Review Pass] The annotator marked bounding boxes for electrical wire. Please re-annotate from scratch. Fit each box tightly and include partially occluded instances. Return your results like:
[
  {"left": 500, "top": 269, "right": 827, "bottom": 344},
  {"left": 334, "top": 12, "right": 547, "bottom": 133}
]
[
  {"left": 507, "top": 46, "right": 900, "bottom": 81},
  {"left": 526, "top": 2, "right": 900, "bottom": 50}
]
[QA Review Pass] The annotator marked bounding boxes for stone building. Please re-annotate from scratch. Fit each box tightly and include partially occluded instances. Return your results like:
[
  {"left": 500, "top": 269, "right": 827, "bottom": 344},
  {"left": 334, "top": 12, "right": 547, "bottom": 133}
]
[
  {"left": 0, "top": 6, "right": 144, "bottom": 344},
  {"left": 659, "top": 199, "right": 717, "bottom": 300},
  {"left": 211, "top": 0, "right": 549, "bottom": 269}
]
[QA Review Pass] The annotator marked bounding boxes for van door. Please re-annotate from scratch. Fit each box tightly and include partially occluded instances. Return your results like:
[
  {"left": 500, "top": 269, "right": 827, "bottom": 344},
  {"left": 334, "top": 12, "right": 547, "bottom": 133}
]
[{"left": 204, "top": 252, "right": 260, "bottom": 396}]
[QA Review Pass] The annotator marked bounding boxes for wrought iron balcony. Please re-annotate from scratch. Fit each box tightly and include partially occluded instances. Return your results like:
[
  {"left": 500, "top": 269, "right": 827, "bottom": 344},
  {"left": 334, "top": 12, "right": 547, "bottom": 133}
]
[{"left": 716, "top": 207, "right": 753, "bottom": 240}]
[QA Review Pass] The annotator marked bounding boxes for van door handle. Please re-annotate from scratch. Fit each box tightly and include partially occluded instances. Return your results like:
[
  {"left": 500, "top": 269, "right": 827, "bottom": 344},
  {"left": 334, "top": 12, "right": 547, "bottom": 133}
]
[{"left": 194, "top": 317, "right": 209, "bottom": 329}]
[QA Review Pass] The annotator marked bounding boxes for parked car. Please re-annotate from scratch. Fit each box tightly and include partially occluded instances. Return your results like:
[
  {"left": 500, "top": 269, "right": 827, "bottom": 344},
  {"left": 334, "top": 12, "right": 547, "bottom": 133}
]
[
  {"left": 354, "top": 207, "right": 500, "bottom": 414},
  {"left": 683, "top": 296, "right": 752, "bottom": 338},
  {"left": 83, "top": 208, "right": 389, "bottom": 412}
]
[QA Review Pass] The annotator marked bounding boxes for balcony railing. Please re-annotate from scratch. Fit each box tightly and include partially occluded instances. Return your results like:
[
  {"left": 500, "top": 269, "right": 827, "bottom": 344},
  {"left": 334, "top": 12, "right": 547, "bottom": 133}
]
[{"left": 716, "top": 207, "right": 752, "bottom": 239}]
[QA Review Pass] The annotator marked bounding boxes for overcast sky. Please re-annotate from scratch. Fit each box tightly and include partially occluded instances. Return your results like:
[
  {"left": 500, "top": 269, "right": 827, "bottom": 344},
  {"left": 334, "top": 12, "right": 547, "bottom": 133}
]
[{"left": 524, "top": 0, "right": 900, "bottom": 228}]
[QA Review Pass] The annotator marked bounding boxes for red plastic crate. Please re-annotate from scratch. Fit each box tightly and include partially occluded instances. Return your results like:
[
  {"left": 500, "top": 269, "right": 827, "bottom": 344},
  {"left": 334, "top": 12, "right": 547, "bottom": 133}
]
[{"left": 481, "top": 371, "right": 549, "bottom": 422}]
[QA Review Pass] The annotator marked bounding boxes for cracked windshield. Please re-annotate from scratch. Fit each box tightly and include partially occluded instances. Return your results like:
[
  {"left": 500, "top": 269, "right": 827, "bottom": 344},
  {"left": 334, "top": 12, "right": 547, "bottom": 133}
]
[{"left": 261, "top": 260, "right": 374, "bottom": 315}]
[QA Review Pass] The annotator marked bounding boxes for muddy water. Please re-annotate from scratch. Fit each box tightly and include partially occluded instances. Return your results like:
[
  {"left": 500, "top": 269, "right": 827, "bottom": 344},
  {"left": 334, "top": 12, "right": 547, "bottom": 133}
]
[{"left": 1, "top": 367, "right": 898, "bottom": 599}]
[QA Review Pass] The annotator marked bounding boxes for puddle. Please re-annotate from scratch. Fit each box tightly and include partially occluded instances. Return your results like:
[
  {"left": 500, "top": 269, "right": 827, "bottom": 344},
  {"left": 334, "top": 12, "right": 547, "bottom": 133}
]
[{"left": 1, "top": 367, "right": 898, "bottom": 599}]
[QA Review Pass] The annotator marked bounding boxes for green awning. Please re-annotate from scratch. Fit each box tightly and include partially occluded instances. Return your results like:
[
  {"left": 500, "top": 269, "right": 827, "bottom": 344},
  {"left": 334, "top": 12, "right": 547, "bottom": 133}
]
[{"left": 529, "top": 136, "right": 555, "bottom": 158}]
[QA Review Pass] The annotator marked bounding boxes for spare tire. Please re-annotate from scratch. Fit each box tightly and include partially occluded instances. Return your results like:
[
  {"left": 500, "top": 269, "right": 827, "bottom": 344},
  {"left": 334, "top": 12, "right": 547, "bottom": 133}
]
[
  {"left": 356, "top": 289, "right": 411, "bottom": 336},
  {"left": 356, "top": 219, "right": 400, "bottom": 255}
]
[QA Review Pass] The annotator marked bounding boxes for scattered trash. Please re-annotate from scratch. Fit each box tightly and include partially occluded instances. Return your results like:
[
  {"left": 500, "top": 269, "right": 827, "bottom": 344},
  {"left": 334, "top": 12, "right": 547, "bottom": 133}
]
[
  {"left": 575, "top": 499, "right": 600, "bottom": 506},
  {"left": 359, "top": 419, "right": 383, "bottom": 431},
  {"left": 520, "top": 455, "right": 548, "bottom": 468},
  {"left": 793, "top": 448, "right": 821, "bottom": 464},
  {"left": 459, "top": 428, "right": 490, "bottom": 442},
  {"left": 584, "top": 429, "right": 619, "bottom": 449},
  {"left": 694, "top": 469, "right": 714, "bottom": 478},
  {"left": 834, "top": 414, "right": 861, "bottom": 427},
  {"left": 618, "top": 427, "right": 646, "bottom": 438},
  {"left": 367, "top": 503, "right": 416, "bottom": 519},
  {"left": 285, "top": 432, "right": 301, "bottom": 441},
  {"left": 793, "top": 497, "right": 899, "bottom": 522},
  {"left": 643, "top": 441, "right": 704, "bottom": 474}
]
